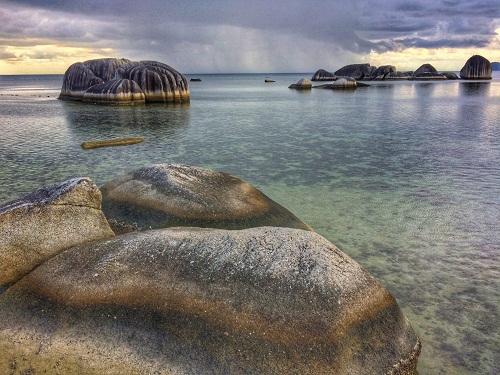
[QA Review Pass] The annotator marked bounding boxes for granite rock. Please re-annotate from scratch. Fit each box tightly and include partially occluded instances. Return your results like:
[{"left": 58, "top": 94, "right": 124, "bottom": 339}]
[
  {"left": 0, "top": 226, "right": 421, "bottom": 374},
  {"left": 460, "top": 55, "right": 492, "bottom": 80},
  {"left": 0, "top": 178, "right": 114, "bottom": 286},
  {"left": 101, "top": 164, "right": 310, "bottom": 232}
]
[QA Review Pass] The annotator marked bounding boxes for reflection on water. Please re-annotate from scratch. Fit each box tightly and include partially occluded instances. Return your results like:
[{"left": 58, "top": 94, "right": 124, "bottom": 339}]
[{"left": 0, "top": 73, "right": 499, "bottom": 374}]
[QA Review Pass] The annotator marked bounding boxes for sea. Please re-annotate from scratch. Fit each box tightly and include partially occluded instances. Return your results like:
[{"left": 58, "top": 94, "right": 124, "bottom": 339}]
[{"left": 0, "top": 72, "right": 499, "bottom": 374}]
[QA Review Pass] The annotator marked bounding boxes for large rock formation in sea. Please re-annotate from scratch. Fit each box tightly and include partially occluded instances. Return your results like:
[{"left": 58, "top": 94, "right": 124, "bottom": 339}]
[
  {"left": 0, "top": 178, "right": 114, "bottom": 287},
  {"left": 460, "top": 55, "right": 492, "bottom": 80},
  {"left": 334, "top": 63, "right": 376, "bottom": 80},
  {"left": 0, "top": 225, "right": 421, "bottom": 374},
  {"left": 59, "top": 58, "right": 190, "bottom": 104},
  {"left": 311, "top": 69, "right": 337, "bottom": 81},
  {"left": 101, "top": 164, "right": 310, "bottom": 232}
]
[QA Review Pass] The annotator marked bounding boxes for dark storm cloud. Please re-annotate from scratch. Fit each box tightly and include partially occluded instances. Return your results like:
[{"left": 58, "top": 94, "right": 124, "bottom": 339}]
[{"left": 0, "top": 0, "right": 499, "bottom": 71}]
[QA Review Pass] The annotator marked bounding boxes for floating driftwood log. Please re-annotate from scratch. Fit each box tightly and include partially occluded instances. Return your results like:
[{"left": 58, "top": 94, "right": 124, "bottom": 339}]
[
  {"left": 265, "top": 79, "right": 276, "bottom": 83},
  {"left": 81, "top": 137, "right": 144, "bottom": 150}
]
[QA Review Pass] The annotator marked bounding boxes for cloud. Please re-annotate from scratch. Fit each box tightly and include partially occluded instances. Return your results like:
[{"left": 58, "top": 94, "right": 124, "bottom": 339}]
[{"left": 0, "top": 0, "right": 499, "bottom": 73}]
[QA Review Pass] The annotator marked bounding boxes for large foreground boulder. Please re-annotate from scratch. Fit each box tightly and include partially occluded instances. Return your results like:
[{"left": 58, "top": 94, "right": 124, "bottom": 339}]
[
  {"left": 0, "top": 227, "right": 420, "bottom": 374},
  {"left": 311, "top": 69, "right": 336, "bottom": 81},
  {"left": 101, "top": 164, "right": 310, "bottom": 232},
  {"left": 334, "top": 63, "right": 376, "bottom": 80},
  {"left": 59, "top": 58, "right": 190, "bottom": 104},
  {"left": 0, "top": 178, "right": 114, "bottom": 287},
  {"left": 460, "top": 55, "right": 492, "bottom": 80}
]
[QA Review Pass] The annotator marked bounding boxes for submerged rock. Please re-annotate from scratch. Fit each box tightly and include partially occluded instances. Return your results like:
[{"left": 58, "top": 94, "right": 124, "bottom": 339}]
[
  {"left": 288, "top": 78, "right": 313, "bottom": 89},
  {"left": 0, "top": 226, "right": 421, "bottom": 374},
  {"left": 334, "top": 63, "right": 376, "bottom": 80},
  {"left": 0, "top": 178, "right": 114, "bottom": 287},
  {"left": 59, "top": 58, "right": 190, "bottom": 104},
  {"left": 101, "top": 164, "right": 310, "bottom": 232},
  {"left": 311, "top": 69, "right": 336, "bottom": 81},
  {"left": 460, "top": 55, "right": 492, "bottom": 80}
]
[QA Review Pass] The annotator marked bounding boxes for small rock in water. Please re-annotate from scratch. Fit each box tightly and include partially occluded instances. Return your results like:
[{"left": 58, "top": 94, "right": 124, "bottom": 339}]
[{"left": 288, "top": 78, "right": 312, "bottom": 90}]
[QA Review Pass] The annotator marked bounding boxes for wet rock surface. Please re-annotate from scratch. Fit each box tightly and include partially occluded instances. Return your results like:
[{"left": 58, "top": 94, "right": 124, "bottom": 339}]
[
  {"left": 0, "top": 178, "right": 114, "bottom": 286},
  {"left": 101, "top": 164, "right": 310, "bottom": 232},
  {"left": 0, "top": 226, "right": 420, "bottom": 374}
]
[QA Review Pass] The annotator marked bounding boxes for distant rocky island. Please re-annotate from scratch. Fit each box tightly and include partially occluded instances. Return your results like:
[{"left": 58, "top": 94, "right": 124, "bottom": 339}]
[
  {"left": 311, "top": 54, "right": 492, "bottom": 82},
  {"left": 59, "top": 58, "right": 190, "bottom": 104},
  {"left": 492, "top": 62, "right": 500, "bottom": 71},
  {"left": 0, "top": 163, "right": 421, "bottom": 374}
]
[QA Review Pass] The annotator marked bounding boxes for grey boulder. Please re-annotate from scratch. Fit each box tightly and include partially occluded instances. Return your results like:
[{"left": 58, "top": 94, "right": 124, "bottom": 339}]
[
  {"left": 101, "top": 164, "right": 310, "bottom": 232},
  {"left": 0, "top": 226, "right": 421, "bottom": 374},
  {"left": 460, "top": 55, "right": 492, "bottom": 80},
  {"left": 311, "top": 69, "right": 337, "bottom": 81},
  {"left": 289, "top": 78, "right": 313, "bottom": 89},
  {"left": 334, "top": 63, "right": 376, "bottom": 80},
  {"left": 0, "top": 178, "right": 114, "bottom": 287}
]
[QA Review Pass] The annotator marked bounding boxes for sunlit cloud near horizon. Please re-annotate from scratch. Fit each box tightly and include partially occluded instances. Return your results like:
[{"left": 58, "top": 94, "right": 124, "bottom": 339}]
[{"left": 0, "top": 0, "right": 499, "bottom": 74}]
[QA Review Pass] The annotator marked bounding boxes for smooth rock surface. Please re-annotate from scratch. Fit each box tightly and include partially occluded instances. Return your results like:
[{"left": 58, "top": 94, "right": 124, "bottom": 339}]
[
  {"left": 334, "top": 63, "right": 376, "bottom": 80},
  {"left": 311, "top": 69, "right": 336, "bottom": 81},
  {"left": 288, "top": 78, "right": 313, "bottom": 89},
  {"left": 0, "top": 227, "right": 420, "bottom": 374},
  {"left": 0, "top": 178, "right": 114, "bottom": 286},
  {"left": 101, "top": 164, "right": 310, "bottom": 232},
  {"left": 60, "top": 58, "right": 189, "bottom": 103},
  {"left": 460, "top": 55, "right": 492, "bottom": 80}
]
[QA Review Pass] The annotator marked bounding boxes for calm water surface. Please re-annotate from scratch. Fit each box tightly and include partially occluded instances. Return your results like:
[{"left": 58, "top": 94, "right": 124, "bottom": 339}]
[{"left": 0, "top": 73, "right": 499, "bottom": 374}]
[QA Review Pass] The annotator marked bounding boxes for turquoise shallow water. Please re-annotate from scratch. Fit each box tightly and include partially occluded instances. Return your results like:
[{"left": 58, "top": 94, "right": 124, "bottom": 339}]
[{"left": 0, "top": 73, "right": 499, "bottom": 374}]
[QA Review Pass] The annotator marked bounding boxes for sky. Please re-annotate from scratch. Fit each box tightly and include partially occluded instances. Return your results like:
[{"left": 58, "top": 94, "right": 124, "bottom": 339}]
[{"left": 0, "top": 0, "right": 499, "bottom": 74}]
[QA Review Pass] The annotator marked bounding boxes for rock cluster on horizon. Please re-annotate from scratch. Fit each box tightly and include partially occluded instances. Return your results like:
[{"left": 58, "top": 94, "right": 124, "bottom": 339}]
[
  {"left": 311, "top": 54, "right": 492, "bottom": 83},
  {"left": 59, "top": 58, "right": 190, "bottom": 104},
  {"left": 0, "top": 163, "right": 421, "bottom": 374}
]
